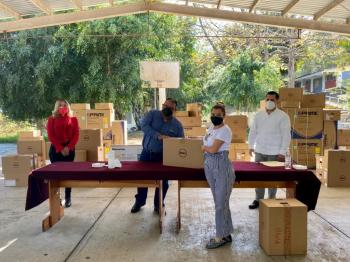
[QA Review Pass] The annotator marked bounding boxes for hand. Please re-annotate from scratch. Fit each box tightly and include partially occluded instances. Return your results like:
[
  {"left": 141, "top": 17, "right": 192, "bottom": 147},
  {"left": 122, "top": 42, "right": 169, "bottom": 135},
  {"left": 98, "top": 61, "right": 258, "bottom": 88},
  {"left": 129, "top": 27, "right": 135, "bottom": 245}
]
[
  {"left": 158, "top": 135, "right": 169, "bottom": 140},
  {"left": 201, "top": 145, "right": 206, "bottom": 152},
  {"left": 61, "top": 146, "right": 69, "bottom": 156},
  {"left": 277, "top": 154, "right": 285, "bottom": 162},
  {"left": 249, "top": 149, "right": 254, "bottom": 157}
]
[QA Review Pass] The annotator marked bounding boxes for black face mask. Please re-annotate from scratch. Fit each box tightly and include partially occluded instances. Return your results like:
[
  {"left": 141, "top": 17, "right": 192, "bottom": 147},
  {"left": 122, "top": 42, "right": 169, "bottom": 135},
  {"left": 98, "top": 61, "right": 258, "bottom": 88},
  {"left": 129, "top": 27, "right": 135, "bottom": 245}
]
[
  {"left": 211, "top": 116, "right": 224, "bottom": 126},
  {"left": 162, "top": 107, "right": 173, "bottom": 118}
]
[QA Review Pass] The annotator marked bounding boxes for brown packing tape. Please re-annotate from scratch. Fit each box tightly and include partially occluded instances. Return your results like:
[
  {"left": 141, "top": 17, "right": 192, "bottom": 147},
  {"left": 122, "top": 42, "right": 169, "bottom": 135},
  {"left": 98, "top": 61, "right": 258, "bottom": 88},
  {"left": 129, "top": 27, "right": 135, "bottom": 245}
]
[{"left": 280, "top": 202, "right": 292, "bottom": 255}]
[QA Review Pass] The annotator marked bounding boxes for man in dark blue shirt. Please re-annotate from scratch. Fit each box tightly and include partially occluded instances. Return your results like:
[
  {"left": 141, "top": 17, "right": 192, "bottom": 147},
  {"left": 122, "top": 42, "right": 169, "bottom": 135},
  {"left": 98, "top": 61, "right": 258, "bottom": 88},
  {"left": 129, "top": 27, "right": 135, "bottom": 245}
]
[{"left": 131, "top": 98, "right": 184, "bottom": 214}]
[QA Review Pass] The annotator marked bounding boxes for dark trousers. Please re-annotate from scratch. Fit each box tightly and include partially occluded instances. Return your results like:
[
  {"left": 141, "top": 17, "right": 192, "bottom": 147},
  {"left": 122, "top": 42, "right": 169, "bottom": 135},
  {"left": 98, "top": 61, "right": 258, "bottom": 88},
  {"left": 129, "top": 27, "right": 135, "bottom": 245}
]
[
  {"left": 49, "top": 145, "right": 75, "bottom": 200},
  {"left": 135, "top": 149, "right": 169, "bottom": 208}
]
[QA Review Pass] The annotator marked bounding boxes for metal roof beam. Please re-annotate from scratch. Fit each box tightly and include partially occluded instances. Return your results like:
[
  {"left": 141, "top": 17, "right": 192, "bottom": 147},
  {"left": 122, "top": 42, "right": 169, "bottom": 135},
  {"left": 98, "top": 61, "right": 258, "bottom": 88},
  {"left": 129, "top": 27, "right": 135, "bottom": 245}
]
[
  {"left": 249, "top": 0, "right": 260, "bottom": 13},
  {"left": 0, "top": 2, "right": 21, "bottom": 20},
  {"left": 30, "top": 0, "right": 52, "bottom": 15},
  {"left": 282, "top": 0, "right": 300, "bottom": 16},
  {"left": 314, "top": 0, "right": 344, "bottom": 21},
  {"left": 71, "top": 0, "right": 83, "bottom": 11}
]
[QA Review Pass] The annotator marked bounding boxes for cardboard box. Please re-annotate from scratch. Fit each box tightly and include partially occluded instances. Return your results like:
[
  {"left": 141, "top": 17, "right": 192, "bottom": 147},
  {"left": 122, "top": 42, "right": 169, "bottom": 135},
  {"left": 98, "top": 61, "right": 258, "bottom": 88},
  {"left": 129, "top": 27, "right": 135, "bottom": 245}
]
[
  {"left": 17, "top": 139, "right": 45, "bottom": 156},
  {"left": 87, "top": 109, "right": 115, "bottom": 129},
  {"left": 229, "top": 143, "right": 250, "bottom": 161},
  {"left": 112, "top": 120, "right": 128, "bottom": 145},
  {"left": 225, "top": 115, "right": 248, "bottom": 143},
  {"left": 74, "top": 150, "right": 87, "bottom": 162},
  {"left": 323, "top": 121, "right": 337, "bottom": 150},
  {"left": 301, "top": 93, "right": 326, "bottom": 108},
  {"left": 323, "top": 150, "right": 350, "bottom": 187},
  {"left": 324, "top": 109, "right": 341, "bottom": 121},
  {"left": 95, "top": 103, "right": 114, "bottom": 110},
  {"left": 176, "top": 116, "right": 202, "bottom": 127},
  {"left": 259, "top": 198, "right": 307, "bottom": 256},
  {"left": 260, "top": 100, "right": 266, "bottom": 110},
  {"left": 76, "top": 129, "right": 103, "bottom": 161},
  {"left": 111, "top": 145, "right": 143, "bottom": 161},
  {"left": 184, "top": 127, "right": 207, "bottom": 137},
  {"left": 18, "top": 130, "right": 41, "bottom": 139},
  {"left": 2, "top": 155, "right": 37, "bottom": 178},
  {"left": 73, "top": 110, "right": 88, "bottom": 129},
  {"left": 175, "top": 111, "right": 189, "bottom": 117},
  {"left": 337, "top": 129, "right": 350, "bottom": 146},
  {"left": 280, "top": 101, "right": 300, "bottom": 108},
  {"left": 4, "top": 177, "right": 28, "bottom": 187},
  {"left": 279, "top": 88, "right": 303, "bottom": 102},
  {"left": 285, "top": 108, "right": 323, "bottom": 139},
  {"left": 291, "top": 139, "right": 323, "bottom": 155},
  {"left": 186, "top": 103, "right": 202, "bottom": 117},
  {"left": 292, "top": 153, "right": 316, "bottom": 168},
  {"left": 163, "top": 138, "right": 204, "bottom": 168},
  {"left": 71, "top": 103, "right": 90, "bottom": 110}
]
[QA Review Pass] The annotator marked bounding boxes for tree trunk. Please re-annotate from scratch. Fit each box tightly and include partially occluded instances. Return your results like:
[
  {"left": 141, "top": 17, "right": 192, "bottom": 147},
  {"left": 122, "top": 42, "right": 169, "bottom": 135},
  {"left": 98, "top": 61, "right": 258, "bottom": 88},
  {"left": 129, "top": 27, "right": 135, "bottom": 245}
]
[{"left": 288, "top": 47, "right": 296, "bottom": 88}]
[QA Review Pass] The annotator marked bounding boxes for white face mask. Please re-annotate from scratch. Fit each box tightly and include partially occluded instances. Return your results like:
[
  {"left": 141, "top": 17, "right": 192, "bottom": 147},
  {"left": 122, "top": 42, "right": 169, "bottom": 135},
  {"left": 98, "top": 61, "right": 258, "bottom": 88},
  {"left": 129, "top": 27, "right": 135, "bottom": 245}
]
[{"left": 266, "top": 100, "right": 276, "bottom": 110}]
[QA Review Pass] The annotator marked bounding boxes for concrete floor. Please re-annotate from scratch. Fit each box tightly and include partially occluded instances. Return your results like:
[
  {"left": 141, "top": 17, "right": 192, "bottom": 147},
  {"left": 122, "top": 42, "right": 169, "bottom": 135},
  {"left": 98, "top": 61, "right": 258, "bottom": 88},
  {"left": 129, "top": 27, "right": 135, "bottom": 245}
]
[{"left": 0, "top": 182, "right": 349, "bottom": 262}]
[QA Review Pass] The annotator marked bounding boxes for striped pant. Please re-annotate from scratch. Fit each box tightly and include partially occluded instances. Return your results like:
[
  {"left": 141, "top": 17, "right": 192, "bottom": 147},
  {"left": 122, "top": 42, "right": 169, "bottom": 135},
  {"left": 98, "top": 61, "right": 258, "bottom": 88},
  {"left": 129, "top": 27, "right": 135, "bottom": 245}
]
[{"left": 204, "top": 151, "right": 235, "bottom": 238}]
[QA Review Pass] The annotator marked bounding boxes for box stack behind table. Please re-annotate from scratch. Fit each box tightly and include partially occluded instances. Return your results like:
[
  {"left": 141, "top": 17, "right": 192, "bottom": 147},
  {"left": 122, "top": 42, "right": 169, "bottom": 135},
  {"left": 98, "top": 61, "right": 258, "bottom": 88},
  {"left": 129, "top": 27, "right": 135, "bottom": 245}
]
[
  {"left": 225, "top": 115, "right": 249, "bottom": 161},
  {"left": 87, "top": 103, "right": 115, "bottom": 130},
  {"left": 229, "top": 143, "right": 250, "bottom": 161},
  {"left": 316, "top": 150, "right": 350, "bottom": 187},
  {"left": 1, "top": 154, "right": 39, "bottom": 186},
  {"left": 71, "top": 103, "right": 90, "bottom": 129},
  {"left": 111, "top": 145, "right": 143, "bottom": 161},
  {"left": 17, "top": 130, "right": 46, "bottom": 167},
  {"left": 76, "top": 129, "right": 104, "bottom": 161},
  {"left": 337, "top": 129, "right": 350, "bottom": 146},
  {"left": 177, "top": 103, "right": 206, "bottom": 137}
]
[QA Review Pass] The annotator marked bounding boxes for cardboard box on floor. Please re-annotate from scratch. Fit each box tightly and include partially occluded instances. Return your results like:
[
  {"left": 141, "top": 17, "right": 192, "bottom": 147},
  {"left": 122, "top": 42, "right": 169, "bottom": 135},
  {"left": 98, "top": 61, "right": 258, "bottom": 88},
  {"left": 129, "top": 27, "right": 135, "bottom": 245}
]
[
  {"left": 259, "top": 198, "right": 307, "bottom": 256},
  {"left": 229, "top": 143, "right": 250, "bottom": 161},
  {"left": 71, "top": 103, "right": 90, "bottom": 110},
  {"left": 111, "top": 145, "right": 143, "bottom": 161},
  {"left": 283, "top": 108, "right": 323, "bottom": 139},
  {"left": 73, "top": 110, "right": 88, "bottom": 129},
  {"left": 17, "top": 138, "right": 45, "bottom": 157},
  {"left": 76, "top": 129, "right": 103, "bottom": 161},
  {"left": 337, "top": 129, "right": 350, "bottom": 146},
  {"left": 176, "top": 116, "right": 202, "bottom": 127},
  {"left": 163, "top": 138, "right": 204, "bottom": 168},
  {"left": 225, "top": 115, "right": 248, "bottom": 143},
  {"left": 323, "top": 121, "right": 337, "bottom": 150},
  {"left": 184, "top": 127, "right": 207, "bottom": 137},
  {"left": 86, "top": 109, "right": 115, "bottom": 129},
  {"left": 175, "top": 111, "right": 189, "bottom": 117},
  {"left": 323, "top": 149, "right": 350, "bottom": 187},
  {"left": 279, "top": 88, "right": 303, "bottom": 102},
  {"left": 186, "top": 103, "right": 202, "bottom": 117},
  {"left": 112, "top": 120, "right": 128, "bottom": 145},
  {"left": 95, "top": 103, "right": 113, "bottom": 110},
  {"left": 324, "top": 109, "right": 341, "bottom": 121},
  {"left": 18, "top": 130, "right": 42, "bottom": 139},
  {"left": 301, "top": 93, "right": 326, "bottom": 108}
]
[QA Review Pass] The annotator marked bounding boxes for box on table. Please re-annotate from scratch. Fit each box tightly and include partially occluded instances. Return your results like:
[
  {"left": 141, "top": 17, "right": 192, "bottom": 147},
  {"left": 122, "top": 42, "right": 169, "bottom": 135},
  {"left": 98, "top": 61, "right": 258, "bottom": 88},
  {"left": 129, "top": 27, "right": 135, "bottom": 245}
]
[
  {"left": 229, "top": 143, "right": 250, "bottom": 161},
  {"left": 175, "top": 111, "right": 189, "bottom": 117},
  {"left": 74, "top": 150, "right": 87, "bottom": 162},
  {"left": 324, "top": 109, "right": 341, "bottom": 121},
  {"left": 87, "top": 109, "right": 115, "bottom": 129},
  {"left": 323, "top": 149, "right": 350, "bottom": 187},
  {"left": 184, "top": 127, "right": 207, "bottom": 137},
  {"left": 176, "top": 116, "right": 202, "bottom": 127},
  {"left": 337, "top": 129, "right": 350, "bottom": 146},
  {"left": 17, "top": 138, "right": 45, "bottom": 156},
  {"left": 95, "top": 103, "right": 114, "bottom": 110},
  {"left": 279, "top": 88, "right": 303, "bottom": 102},
  {"left": 18, "top": 130, "right": 42, "bottom": 139},
  {"left": 225, "top": 115, "right": 248, "bottom": 143},
  {"left": 76, "top": 129, "right": 103, "bottom": 161},
  {"left": 283, "top": 108, "right": 323, "bottom": 139},
  {"left": 186, "top": 103, "right": 202, "bottom": 117},
  {"left": 111, "top": 145, "right": 143, "bottom": 161},
  {"left": 73, "top": 110, "right": 88, "bottom": 129},
  {"left": 163, "top": 138, "right": 204, "bottom": 168},
  {"left": 323, "top": 121, "right": 337, "bottom": 150},
  {"left": 301, "top": 93, "right": 326, "bottom": 108},
  {"left": 259, "top": 198, "right": 307, "bottom": 256},
  {"left": 71, "top": 103, "right": 90, "bottom": 110}
]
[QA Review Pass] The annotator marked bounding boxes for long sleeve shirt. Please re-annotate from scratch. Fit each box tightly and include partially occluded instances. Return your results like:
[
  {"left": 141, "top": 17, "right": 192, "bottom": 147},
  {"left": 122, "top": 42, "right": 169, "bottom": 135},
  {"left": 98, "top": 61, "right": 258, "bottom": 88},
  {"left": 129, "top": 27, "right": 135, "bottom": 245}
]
[
  {"left": 248, "top": 108, "right": 291, "bottom": 156},
  {"left": 47, "top": 116, "right": 80, "bottom": 153},
  {"left": 141, "top": 110, "right": 184, "bottom": 153}
]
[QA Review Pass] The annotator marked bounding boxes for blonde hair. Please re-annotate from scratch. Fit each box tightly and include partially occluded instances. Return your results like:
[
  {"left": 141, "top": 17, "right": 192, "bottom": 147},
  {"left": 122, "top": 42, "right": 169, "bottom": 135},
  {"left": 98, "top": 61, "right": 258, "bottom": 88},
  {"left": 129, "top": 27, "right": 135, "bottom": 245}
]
[{"left": 52, "top": 99, "right": 73, "bottom": 118}]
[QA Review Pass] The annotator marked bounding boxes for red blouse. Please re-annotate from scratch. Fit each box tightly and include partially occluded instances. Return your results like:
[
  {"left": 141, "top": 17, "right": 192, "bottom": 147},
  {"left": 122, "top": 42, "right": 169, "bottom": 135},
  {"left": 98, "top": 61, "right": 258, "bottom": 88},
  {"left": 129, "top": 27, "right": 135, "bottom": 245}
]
[{"left": 47, "top": 116, "right": 79, "bottom": 153}]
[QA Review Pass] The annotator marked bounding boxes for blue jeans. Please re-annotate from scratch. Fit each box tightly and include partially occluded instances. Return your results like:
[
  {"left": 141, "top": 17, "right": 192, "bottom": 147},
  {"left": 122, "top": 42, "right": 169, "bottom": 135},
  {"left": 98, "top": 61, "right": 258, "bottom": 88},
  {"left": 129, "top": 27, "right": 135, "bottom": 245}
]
[{"left": 134, "top": 149, "right": 169, "bottom": 208}]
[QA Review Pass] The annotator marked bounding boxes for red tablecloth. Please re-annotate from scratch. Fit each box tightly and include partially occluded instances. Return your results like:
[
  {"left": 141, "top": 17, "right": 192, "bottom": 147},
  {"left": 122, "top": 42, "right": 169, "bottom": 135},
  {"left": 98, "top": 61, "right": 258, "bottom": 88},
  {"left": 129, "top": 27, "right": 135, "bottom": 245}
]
[{"left": 25, "top": 161, "right": 320, "bottom": 211}]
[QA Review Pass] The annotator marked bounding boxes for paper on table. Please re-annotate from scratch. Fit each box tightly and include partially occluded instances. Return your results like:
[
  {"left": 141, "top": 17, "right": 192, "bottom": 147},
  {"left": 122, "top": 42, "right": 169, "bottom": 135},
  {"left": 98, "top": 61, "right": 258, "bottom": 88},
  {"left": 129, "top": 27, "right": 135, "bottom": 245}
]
[{"left": 260, "top": 161, "right": 285, "bottom": 167}]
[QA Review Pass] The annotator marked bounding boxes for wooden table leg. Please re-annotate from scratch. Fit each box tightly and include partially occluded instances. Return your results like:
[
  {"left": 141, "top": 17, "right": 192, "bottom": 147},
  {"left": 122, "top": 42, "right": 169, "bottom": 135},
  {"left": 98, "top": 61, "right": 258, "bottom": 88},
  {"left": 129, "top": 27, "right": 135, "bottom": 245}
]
[
  {"left": 159, "top": 180, "right": 163, "bottom": 234},
  {"left": 176, "top": 181, "right": 181, "bottom": 234},
  {"left": 42, "top": 180, "right": 64, "bottom": 231},
  {"left": 286, "top": 182, "right": 296, "bottom": 198}
]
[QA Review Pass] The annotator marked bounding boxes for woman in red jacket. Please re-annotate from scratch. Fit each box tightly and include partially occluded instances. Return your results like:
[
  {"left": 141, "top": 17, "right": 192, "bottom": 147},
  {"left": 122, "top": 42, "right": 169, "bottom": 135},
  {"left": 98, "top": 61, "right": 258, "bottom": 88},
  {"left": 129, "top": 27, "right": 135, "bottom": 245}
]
[{"left": 47, "top": 99, "right": 79, "bottom": 208}]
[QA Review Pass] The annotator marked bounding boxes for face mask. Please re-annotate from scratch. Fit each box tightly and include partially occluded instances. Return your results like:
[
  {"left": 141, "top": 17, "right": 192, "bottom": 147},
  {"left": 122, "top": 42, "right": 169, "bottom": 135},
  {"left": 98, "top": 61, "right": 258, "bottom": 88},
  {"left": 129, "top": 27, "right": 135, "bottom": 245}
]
[
  {"left": 162, "top": 107, "right": 173, "bottom": 118},
  {"left": 58, "top": 107, "right": 68, "bottom": 116},
  {"left": 266, "top": 101, "right": 276, "bottom": 110},
  {"left": 211, "top": 116, "right": 224, "bottom": 126}
]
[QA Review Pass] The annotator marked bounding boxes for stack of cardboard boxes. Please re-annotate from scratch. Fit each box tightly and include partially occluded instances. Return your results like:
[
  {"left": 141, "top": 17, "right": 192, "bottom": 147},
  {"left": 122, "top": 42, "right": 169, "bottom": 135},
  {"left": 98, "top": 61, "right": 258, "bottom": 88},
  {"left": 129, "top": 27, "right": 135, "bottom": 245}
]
[
  {"left": 176, "top": 103, "right": 206, "bottom": 137},
  {"left": 225, "top": 115, "right": 250, "bottom": 161}
]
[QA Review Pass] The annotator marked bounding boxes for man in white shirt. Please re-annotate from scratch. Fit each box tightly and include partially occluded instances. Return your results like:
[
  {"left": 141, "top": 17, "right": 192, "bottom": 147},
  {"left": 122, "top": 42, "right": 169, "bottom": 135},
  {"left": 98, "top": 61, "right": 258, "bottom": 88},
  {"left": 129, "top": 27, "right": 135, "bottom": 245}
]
[{"left": 248, "top": 91, "right": 291, "bottom": 209}]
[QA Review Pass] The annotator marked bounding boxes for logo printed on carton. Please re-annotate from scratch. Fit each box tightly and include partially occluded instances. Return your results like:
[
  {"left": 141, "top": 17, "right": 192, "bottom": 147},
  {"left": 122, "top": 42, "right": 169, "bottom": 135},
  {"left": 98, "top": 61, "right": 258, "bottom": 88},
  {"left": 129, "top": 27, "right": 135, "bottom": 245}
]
[{"left": 178, "top": 148, "right": 187, "bottom": 158}]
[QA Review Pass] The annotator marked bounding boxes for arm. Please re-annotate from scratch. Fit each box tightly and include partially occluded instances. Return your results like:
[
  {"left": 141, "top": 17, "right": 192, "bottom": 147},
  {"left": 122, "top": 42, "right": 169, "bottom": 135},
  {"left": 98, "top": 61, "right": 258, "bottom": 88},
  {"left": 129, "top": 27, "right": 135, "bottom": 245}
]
[
  {"left": 202, "top": 139, "right": 224, "bottom": 154},
  {"left": 47, "top": 117, "right": 63, "bottom": 153},
  {"left": 67, "top": 117, "right": 80, "bottom": 151},
  {"left": 141, "top": 111, "right": 160, "bottom": 139},
  {"left": 279, "top": 114, "right": 292, "bottom": 155},
  {"left": 248, "top": 116, "right": 257, "bottom": 155}
]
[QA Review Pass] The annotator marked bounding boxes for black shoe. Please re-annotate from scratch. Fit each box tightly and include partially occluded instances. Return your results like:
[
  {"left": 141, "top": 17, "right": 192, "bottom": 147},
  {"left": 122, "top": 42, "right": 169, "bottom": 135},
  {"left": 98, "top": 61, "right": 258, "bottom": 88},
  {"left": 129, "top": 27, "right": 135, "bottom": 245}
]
[
  {"left": 65, "top": 198, "right": 71, "bottom": 208},
  {"left": 249, "top": 200, "right": 259, "bottom": 209},
  {"left": 131, "top": 203, "right": 143, "bottom": 213},
  {"left": 223, "top": 235, "right": 232, "bottom": 243}
]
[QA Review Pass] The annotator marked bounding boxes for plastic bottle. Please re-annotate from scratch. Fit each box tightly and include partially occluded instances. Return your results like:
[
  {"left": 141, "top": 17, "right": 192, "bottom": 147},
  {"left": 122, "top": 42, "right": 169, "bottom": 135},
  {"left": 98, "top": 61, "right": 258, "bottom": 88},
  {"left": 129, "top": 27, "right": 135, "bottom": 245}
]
[{"left": 285, "top": 148, "right": 292, "bottom": 169}]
